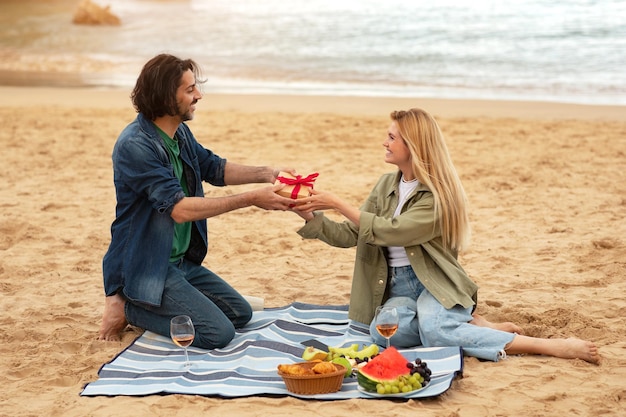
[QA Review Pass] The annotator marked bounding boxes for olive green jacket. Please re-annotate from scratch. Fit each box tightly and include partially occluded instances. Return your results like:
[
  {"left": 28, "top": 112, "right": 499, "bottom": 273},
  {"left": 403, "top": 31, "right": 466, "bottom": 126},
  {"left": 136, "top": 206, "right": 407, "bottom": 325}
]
[{"left": 297, "top": 171, "right": 478, "bottom": 324}]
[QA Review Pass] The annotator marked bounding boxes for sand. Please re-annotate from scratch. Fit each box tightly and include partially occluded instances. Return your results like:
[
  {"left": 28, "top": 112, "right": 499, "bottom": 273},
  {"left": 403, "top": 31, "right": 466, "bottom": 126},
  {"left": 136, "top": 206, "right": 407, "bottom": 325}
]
[{"left": 1, "top": 86, "right": 625, "bottom": 417}]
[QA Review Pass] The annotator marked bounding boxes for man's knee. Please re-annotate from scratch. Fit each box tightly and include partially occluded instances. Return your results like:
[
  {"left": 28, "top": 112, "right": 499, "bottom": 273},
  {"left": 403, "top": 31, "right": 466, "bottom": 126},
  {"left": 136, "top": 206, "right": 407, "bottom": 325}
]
[
  {"left": 234, "top": 306, "right": 253, "bottom": 328},
  {"left": 194, "top": 325, "right": 236, "bottom": 350}
]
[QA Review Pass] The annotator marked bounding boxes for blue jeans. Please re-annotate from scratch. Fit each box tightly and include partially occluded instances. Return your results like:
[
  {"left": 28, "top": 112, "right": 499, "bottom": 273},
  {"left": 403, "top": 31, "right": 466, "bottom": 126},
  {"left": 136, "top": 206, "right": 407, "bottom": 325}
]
[
  {"left": 369, "top": 266, "right": 515, "bottom": 362},
  {"left": 124, "top": 259, "right": 252, "bottom": 349}
]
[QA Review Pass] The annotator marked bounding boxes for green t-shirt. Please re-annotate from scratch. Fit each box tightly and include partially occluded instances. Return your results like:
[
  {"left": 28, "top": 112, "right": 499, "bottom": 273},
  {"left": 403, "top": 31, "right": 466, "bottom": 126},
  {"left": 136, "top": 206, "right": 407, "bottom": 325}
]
[{"left": 155, "top": 125, "right": 191, "bottom": 262}]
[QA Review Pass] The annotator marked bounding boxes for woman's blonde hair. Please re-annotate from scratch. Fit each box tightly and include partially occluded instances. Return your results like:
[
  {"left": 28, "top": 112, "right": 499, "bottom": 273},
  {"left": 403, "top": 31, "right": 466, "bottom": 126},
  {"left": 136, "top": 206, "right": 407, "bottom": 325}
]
[{"left": 390, "top": 108, "right": 470, "bottom": 251}]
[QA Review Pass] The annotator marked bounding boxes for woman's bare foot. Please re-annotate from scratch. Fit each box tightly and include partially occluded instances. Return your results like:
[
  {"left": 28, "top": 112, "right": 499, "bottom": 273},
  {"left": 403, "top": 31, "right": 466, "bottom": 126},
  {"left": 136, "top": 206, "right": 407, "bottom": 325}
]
[
  {"left": 471, "top": 313, "right": 525, "bottom": 335},
  {"left": 549, "top": 337, "right": 601, "bottom": 364},
  {"left": 505, "top": 335, "right": 601, "bottom": 364},
  {"left": 98, "top": 293, "right": 128, "bottom": 341}
]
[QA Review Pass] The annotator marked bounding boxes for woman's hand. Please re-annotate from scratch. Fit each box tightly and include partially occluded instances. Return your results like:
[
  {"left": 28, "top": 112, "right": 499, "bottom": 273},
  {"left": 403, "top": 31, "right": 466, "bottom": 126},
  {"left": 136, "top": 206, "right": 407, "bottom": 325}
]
[
  {"left": 289, "top": 188, "right": 327, "bottom": 221},
  {"left": 293, "top": 188, "right": 361, "bottom": 226},
  {"left": 290, "top": 206, "right": 315, "bottom": 221},
  {"left": 293, "top": 188, "right": 340, "bottom": 212}
]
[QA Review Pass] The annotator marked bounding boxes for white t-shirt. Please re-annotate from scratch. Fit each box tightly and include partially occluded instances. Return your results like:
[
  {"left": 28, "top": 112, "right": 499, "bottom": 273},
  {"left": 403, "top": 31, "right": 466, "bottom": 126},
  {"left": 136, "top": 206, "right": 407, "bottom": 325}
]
[{"left": 387, "top": 176, "right": 419, "bottom": 267}]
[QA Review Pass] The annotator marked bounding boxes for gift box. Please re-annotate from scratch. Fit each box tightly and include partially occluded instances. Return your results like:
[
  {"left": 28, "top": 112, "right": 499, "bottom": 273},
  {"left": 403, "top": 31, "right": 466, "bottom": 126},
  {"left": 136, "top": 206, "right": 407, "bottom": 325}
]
[{"left": 274, "top": 172, "right": 319, "bottom": 199}]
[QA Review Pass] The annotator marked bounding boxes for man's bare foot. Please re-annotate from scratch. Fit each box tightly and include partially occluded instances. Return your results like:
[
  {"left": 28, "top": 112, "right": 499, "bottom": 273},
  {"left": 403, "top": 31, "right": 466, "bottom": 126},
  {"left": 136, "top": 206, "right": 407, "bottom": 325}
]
[
  {"left": 471, "top": 313, "right": 525, "bottom": 335},
  {"left": 98, "top": 293, "right": 128, "bottom": 341}
]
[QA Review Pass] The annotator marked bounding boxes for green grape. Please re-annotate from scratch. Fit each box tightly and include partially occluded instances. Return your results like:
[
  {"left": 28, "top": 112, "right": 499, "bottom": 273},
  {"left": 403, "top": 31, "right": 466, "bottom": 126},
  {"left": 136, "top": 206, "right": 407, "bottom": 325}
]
[
  {"left": 384, "top": 384, "right": 392, "bottom": 394},
  {"left": 391, "top": 385, "right": 400, "bottom": 394},
  {"left": 401, "top": 385, "right": 411, "bottom": 393},
  {"left": 376, "top": 384, "right": 386, "bottom": 395}
]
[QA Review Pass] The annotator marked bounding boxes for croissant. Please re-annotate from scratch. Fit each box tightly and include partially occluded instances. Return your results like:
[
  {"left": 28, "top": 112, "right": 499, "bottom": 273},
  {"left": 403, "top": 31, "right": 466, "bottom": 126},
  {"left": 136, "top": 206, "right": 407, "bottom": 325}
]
[
  {"left": 277, "top": 363, "right": 314, "bottom": 376},
  {"left": 312, "top": 361, "right": 338, "bottom": 374}
]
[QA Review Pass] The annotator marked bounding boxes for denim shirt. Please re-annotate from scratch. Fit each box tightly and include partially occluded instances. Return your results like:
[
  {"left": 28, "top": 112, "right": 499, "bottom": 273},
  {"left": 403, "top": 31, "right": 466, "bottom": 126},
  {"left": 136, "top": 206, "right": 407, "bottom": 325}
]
[
  {"left": 102, "top": 113, "right": 226, "bottom": 306},
  {"left": 297, "top": 171, "right": 478, "bottom": 324}
]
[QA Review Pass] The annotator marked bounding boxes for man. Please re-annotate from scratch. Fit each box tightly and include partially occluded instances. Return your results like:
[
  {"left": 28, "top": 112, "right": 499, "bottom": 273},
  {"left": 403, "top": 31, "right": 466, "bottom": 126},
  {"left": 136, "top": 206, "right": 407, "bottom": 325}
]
[{"left": 98, "top": 54, "right": 294, "bottom": 348}]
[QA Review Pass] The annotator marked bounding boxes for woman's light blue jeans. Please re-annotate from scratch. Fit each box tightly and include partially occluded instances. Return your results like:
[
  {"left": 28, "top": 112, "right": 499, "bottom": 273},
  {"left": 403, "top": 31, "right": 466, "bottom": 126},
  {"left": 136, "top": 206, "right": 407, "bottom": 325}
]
[
  {"left": 124, "top": 259, "right": 252, "bottom": 349},
  {"left": 369, "top": 265, "right": 515, "bottom": 362}
]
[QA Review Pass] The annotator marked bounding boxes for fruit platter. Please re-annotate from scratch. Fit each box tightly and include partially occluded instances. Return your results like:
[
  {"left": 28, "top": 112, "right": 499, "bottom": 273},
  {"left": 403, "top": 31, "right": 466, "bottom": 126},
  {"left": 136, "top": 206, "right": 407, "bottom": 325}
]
[
  {"left": 278, "top": 342, "right": 432, "bottom": 397},
  {"left": 356, "top": 347, "right": 431, "bottom": 396}
]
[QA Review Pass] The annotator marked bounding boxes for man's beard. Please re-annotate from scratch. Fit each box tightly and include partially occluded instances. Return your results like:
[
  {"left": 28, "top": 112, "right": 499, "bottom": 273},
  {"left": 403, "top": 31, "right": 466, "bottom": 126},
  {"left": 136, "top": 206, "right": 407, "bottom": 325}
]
[
  {"left": 181, "top": 111, "right": 194, "bottom": 122},
  {"left": 178, "top": 102, "right": 196, "bottom": 122}
]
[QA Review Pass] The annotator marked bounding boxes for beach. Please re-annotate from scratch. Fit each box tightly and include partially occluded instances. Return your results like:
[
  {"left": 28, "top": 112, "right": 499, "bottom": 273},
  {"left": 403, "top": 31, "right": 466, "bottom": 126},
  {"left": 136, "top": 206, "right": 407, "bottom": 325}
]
[{"left": 1, "top": 86, "right": 625, "bottom": 416}]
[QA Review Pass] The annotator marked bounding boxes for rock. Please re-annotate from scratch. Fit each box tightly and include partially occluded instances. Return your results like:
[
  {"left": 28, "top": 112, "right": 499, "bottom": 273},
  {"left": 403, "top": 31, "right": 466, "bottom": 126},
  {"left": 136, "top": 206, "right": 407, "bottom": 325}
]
[{"left": 72, "top": 0, "right": 121, "bottom": 26}]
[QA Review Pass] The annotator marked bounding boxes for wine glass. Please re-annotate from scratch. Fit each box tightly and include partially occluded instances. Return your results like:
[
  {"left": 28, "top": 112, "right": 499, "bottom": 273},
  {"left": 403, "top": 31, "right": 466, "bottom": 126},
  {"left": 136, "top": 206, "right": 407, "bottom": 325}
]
[
  {"left": 374, "top": 306, "right": 399, "bottom": 348},
  {"left": 170, "top": 315, "right": 195, "bottom": 368}
]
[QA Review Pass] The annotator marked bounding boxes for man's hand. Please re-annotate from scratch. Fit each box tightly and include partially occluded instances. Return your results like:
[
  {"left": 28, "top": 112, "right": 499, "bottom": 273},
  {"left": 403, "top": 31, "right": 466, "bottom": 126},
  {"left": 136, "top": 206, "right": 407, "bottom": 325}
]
[
  {"left": 271, "top": 167, "right": 297, "bottom": 182},
  {"left": 171, "top": 183, "right": 293, "bottom": 222},
  {"left": 249, "top": 183, "right": 297, "bottom": 210}
]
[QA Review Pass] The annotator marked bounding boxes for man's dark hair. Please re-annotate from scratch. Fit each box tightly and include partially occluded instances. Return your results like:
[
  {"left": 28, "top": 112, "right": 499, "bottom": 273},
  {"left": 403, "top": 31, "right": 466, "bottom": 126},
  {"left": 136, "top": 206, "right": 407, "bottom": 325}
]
[{"left": 131, "top": 54, "right": 203, "bottom": 120}]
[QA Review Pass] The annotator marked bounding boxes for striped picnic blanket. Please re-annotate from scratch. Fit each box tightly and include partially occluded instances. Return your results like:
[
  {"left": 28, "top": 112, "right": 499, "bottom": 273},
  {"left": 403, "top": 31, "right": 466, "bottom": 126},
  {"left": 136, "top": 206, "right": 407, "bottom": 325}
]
[{"left": 81, "top": 303, "right": 463, "bottom": 399}]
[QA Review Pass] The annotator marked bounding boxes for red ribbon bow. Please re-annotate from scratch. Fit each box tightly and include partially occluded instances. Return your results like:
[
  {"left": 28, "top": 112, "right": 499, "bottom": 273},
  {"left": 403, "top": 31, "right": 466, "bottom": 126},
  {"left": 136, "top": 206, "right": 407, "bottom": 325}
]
[{"left": 276, "top": 173, "right": 319, "bottom": 199}]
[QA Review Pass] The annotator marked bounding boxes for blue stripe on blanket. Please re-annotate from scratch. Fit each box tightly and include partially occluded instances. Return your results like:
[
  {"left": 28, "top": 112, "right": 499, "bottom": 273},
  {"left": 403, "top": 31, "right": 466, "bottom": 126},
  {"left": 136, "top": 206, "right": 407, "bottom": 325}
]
[{"left": 81, "top": 302, "right": 463, "bottom": 399}]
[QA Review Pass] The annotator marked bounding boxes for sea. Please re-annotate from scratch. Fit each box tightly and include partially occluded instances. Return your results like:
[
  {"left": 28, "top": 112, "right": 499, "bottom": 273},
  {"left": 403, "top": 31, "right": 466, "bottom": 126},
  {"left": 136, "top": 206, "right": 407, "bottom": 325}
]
[{"left": 1, "top": 0, "right": 625, "bottom": 105}]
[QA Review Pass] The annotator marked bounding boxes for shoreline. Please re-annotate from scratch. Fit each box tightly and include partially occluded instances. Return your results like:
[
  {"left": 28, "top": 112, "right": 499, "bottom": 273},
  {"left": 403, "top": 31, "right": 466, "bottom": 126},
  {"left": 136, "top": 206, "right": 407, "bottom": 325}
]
[{"left": 5, "top": 85, "right": 626, "bottom": 121}]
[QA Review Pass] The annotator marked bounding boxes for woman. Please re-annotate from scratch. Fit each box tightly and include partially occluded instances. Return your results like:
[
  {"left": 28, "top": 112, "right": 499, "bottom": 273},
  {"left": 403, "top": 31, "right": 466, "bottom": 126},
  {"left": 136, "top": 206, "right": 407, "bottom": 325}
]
[{"left": 292, "top": 108, "right": 599, "bottom": 363}]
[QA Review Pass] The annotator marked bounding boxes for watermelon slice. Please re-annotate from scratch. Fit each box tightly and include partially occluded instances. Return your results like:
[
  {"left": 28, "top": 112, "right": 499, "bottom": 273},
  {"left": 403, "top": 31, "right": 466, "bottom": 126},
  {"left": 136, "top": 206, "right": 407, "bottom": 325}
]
[{"left": 357, "top": 347, "right": 411, "bottom": 392}]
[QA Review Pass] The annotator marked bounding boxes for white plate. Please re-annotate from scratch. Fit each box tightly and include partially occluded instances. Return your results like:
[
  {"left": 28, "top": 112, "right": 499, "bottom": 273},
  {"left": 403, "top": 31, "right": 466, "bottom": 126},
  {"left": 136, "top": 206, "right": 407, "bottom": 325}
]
[{"left": 357, "top": 383, "right": 427, "bottom": 398}]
